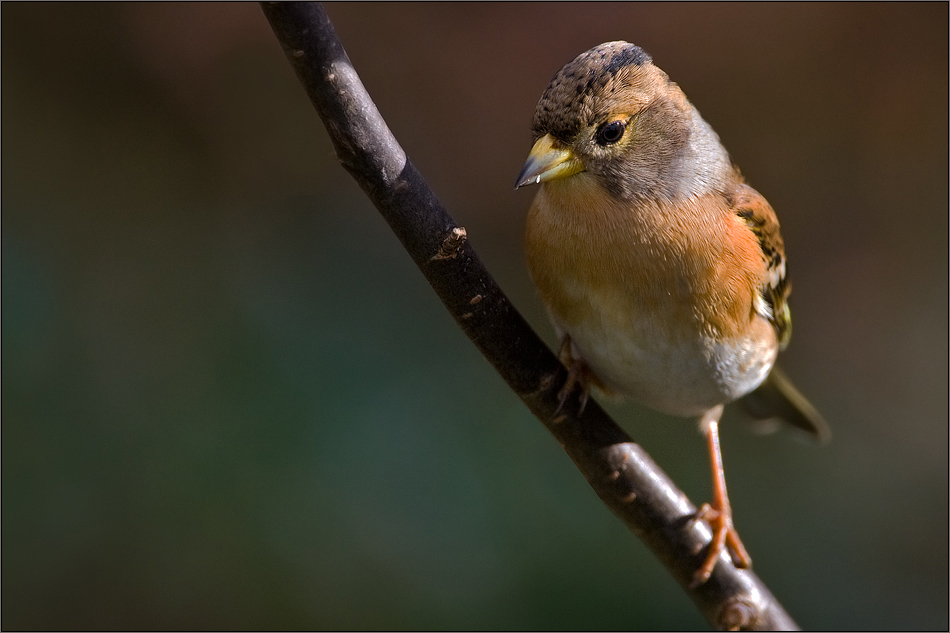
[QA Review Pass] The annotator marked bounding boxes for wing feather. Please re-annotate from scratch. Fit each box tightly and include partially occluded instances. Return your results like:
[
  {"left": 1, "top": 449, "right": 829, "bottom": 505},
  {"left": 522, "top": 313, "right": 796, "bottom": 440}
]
[{"left": 731, "top": 184, "right": 792, "bottom": 348}]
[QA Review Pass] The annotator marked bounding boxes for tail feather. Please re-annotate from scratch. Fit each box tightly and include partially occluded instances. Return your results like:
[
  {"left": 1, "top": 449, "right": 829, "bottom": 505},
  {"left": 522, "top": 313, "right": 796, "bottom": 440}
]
[{"left": 738, "top": 365, "right": 831, "bottom": 444}]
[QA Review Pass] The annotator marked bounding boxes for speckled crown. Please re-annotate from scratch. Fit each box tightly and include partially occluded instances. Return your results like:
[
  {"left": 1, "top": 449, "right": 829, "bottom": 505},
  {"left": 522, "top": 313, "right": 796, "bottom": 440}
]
[{"left": 532, "top": 41, "right": 652, "bottom": 141}]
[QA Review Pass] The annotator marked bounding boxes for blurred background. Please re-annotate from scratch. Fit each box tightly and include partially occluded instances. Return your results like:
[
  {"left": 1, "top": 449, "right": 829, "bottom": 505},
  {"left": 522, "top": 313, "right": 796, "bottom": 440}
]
[{"left": 3, "top": 3, "right": 947, "bottom": 630}]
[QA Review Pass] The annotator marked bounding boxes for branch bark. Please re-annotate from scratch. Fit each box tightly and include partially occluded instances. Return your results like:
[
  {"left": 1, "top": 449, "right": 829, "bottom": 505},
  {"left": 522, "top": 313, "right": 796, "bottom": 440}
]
[{"left": 260, "top": 3, "right": 800, "bottom": 630}]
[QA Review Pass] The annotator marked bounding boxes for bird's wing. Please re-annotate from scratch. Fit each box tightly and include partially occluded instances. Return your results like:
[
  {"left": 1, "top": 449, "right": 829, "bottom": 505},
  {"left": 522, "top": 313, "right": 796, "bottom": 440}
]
[
  {"left": 732, "top": 183, "right": 792, "bottom": 349},
  {"left": 731, "top": 185, "right": 829, "bottom": 441}
]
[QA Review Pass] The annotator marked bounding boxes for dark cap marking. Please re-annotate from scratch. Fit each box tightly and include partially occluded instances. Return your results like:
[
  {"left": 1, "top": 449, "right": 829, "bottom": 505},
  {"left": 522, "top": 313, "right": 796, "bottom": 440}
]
[{"left": 602, "top": 43, "right": 651, "bottom": 73}]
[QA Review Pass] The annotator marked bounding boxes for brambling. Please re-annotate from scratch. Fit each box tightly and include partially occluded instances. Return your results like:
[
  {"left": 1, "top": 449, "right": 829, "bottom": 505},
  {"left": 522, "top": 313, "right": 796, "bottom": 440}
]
[{"left": 516, "top": 41, "right": 828, "bottom": 585}]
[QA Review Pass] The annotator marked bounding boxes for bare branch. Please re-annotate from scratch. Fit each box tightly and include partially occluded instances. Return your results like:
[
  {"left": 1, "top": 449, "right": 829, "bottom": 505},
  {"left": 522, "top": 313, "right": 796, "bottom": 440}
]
[{"left": 260, "top": 3, "right": 799, "bottom": 630}]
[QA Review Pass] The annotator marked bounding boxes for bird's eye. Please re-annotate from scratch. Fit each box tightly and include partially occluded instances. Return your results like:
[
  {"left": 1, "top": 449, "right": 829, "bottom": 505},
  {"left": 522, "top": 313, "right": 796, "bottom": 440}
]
[{"left": 596, "top": 119, "right": 627, "bottom": 145}]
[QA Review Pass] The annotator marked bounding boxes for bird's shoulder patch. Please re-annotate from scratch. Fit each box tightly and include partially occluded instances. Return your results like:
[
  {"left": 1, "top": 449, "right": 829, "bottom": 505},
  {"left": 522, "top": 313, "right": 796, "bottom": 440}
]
[{"left": 731, "top": 184, "right": 792, "bottom": 347}]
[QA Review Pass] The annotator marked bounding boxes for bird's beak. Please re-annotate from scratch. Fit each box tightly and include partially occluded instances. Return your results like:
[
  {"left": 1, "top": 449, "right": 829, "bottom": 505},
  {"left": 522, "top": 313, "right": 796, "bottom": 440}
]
[{"left": 515, "top": 134, "right": 586, "bottom": 189}]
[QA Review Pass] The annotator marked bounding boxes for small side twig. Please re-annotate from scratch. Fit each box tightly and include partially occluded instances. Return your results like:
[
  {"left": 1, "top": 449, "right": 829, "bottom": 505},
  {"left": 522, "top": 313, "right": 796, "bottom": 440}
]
[{"left": 260, "top": 3, "right": 799, "bottom": 630}]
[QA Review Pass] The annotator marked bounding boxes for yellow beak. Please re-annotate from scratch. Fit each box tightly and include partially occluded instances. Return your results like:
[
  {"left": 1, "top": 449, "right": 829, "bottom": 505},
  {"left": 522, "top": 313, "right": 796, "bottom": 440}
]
[{"left": 515, "top": 134, "right": 586, "bottom": 188}]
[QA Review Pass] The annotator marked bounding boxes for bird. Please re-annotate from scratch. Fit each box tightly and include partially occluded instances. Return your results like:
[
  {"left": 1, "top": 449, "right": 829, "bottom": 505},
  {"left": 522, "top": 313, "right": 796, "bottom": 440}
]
[{"left": 516, "top": 41, "right": 828, "bottom": 586}]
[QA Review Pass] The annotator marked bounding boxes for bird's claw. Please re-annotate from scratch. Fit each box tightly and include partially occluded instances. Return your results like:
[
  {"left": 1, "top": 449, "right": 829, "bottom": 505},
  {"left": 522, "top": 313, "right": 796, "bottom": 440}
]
[
  {"left": 690, "top": 502, "right": 752, "bottom": 587},
  {"left": 554, "top": 336, "right": 592, "bottom": 416}
]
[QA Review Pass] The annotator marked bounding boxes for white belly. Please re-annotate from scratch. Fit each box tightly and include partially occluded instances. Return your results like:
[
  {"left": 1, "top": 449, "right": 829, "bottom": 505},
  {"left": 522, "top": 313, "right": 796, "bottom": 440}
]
[{"left": 550, "top": 305, "right": 778, "bottom": 418}]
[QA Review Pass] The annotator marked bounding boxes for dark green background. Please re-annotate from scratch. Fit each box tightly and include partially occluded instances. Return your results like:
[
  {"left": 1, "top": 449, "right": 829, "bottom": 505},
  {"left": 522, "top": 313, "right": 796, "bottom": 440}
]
[{"left": 3, "top": 3, "right": 947, "bottom": 630}]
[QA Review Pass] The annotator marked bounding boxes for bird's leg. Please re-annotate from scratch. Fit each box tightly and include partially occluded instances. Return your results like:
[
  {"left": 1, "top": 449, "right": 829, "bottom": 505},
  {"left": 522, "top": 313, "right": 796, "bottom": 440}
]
[
  {"left": 555, "top": 335, "right": 592, "bottom": 415},
  {"left": 691, "top": 405, "right": 752, "bottom": 587}
]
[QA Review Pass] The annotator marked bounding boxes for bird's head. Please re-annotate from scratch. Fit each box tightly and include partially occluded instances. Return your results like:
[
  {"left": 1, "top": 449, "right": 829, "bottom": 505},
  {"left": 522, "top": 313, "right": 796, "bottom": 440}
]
[{"left": 517, "top": 41, "right": 728, "bottom": 203}]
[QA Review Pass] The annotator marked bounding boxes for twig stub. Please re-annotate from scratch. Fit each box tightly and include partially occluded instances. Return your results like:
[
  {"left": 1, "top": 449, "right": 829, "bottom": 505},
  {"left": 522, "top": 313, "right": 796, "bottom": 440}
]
[{"left": 429, "top": 226, "right": 467, "bottom": 261}]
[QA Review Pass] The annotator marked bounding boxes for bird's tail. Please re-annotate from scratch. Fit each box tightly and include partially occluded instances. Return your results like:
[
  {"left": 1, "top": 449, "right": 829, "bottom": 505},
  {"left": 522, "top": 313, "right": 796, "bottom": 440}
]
[{"left": 738, "top": 365, "right": 831, "bottom": 444}]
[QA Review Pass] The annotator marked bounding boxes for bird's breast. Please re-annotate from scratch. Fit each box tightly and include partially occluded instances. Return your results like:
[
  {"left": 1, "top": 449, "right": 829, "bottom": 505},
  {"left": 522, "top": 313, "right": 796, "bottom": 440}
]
[{"left": 525, "top": 175, "right": 778, "bottom": 416}]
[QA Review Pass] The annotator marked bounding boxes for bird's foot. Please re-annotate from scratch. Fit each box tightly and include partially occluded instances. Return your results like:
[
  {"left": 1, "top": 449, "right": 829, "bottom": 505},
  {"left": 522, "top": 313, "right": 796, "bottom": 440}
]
[
  {"left": 555, "top": 359, "right": 592, "bottom": 415},
  {"left": 555, "top": 336, "right": 592, "bottom": 415},
  {"left": 690, "top": 502, "right": 752, "bottom": 587}
]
